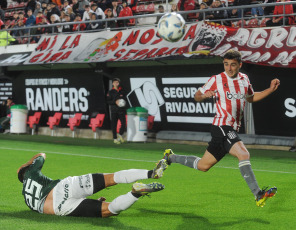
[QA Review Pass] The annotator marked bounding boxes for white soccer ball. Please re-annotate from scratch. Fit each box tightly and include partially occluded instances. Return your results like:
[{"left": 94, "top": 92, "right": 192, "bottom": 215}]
[
  {"left": 157, "top": 12, "right": 186, "bottom": 42},
  {"left": 117, "top": 99, "right": 126, "bottom": 107}
]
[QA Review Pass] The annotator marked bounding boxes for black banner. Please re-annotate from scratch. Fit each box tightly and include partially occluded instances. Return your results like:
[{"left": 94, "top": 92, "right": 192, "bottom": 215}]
[{"left": 12, "top": 69, "right": 108, "bottom": 128}]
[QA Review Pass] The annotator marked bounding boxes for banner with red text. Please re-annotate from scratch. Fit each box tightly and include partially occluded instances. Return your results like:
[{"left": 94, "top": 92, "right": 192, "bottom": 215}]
[{"left": 0, "top": 22, "right": 296, "bottom": 68}]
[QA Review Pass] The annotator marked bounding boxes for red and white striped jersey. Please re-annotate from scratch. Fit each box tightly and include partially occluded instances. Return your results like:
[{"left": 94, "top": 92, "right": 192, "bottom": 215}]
[{"left": 199, "top": 71, "right": 254, "bottom": 131}]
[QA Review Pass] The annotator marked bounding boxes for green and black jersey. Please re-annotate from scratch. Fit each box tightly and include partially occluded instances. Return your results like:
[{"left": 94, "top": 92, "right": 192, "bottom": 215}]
[{"left": 22, "top": 156, "right": 60, "bottom": 213}]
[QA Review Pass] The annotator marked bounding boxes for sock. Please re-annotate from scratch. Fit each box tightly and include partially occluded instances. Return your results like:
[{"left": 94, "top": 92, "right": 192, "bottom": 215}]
[
  {"left": 147, "top": 170, "right": 153, "bottom": 178},
  {"left": 170, "top": 154, "right": 201, "bottom": 170},
  {"left": 114, "top": 169, "right": 149, "bottom": 184},
  {"left": 108, "top": 192, "right": 138, "bottom": 214},
  {"left": 239, "top": 160, "right": 261, "bottom": 196}
]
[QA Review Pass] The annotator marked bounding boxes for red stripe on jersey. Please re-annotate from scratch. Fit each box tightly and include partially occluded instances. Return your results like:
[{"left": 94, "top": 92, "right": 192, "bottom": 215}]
[
  {"left": 233, "top": 77, "right": 241, "bottom": 127},
  {"left": 221, "top": 72, "right": 232, "bottom": 126}
]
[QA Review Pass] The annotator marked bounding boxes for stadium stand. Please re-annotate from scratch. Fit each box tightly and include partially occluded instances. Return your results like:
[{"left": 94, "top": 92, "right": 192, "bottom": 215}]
[
  {"left": 47, "top": 112, "right": 62, "bottom": 136},
  {"left": 27, "top": 111, "right": 42, "bottom": 135},
  {"left": 67, "top": 113, "right": 82, "bottom": 138},
  {"left": 89, "top": 113, "right": 105, "bottom": 139}
]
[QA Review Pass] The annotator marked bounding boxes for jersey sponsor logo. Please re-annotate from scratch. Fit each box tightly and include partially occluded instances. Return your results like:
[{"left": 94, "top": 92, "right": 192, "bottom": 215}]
[
  {"left": 24, "top": 178, "right": 43, "bottom": 211},
  {"left": 226, "top": 91, "right": 245, "bottom": 100},
  {"left": 58, "top": 184, "right": 69, "bottom": 212}
]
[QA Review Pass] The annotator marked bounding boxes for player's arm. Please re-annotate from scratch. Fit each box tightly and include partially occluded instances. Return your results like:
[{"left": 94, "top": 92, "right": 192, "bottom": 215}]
[
  {"left": 17, "top": 153, "right": 46, "bottom": 174},
  {"left": 246, "top": 78, "right": 280, "bottom": 103},
  {"left": 194, "top": 89, "right": 216, "bottom": 102}
]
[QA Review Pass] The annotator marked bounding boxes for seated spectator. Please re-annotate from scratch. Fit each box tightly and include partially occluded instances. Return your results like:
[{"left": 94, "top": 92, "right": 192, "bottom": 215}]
[
  {"left": 266, "top": 0, "right": 294, "bottom": 26},
  {"left": 25, "top": 9, "right": 36, "bottom": 27},
  {"left": 78, "top": 0, "right": 90, "bottom": 16},
  {"left": 47, "top": 2, "right": 61, "bottom": 22},
  {"left": 177, "top": 0, "right": 196, "bottom": 20},
  {"left": 118, "top": 0, "right": 134, "bottom": 27},
  {"left": 72, "top": 0, "right": 80, "bottom": 15},
  {"left": 34, "top": 2, "right": 42, "bottom": 16},
  {"left": 52, "top": 0, "right": 62, "bottom": 7},
  {"left": 263, "top": 0, "right": 277, "bottom": 15},
  {"left": 7, "top": 12, "right": 19, "bottom": 30},
  {"left": 49, "top": 14, "right": 60, "bottom": 33},
  {"left": 251, "top": 3, "right": 264, "bottom": 18},
  {"left": 171, "top": 4, "right": 178, "bottom": 12},
  {"left": 36, "top": 10, "right": 45, "bottom": 24},
  {"left": 198, "top": 2, "right": 211, "bottom": 20},
  {"left": 207, "top": 0, "right": 228, "bottom": 23},
  {"left": 105, "top": 8, "right": 117, "bottom": 29},
  {"left": 33, "top": 16, "right": 49, "bottom": 43},
  {"left": 82, "top": 4, "right": 93, "bottom": 21},
  {"left": 112, "top": 0, "right": 123, "bottom": 18},
  {"left": 26, "top": 0, "right": 37, "bottom": 15},
  {"left": 73, "top": 13, "right": 86, "bottom": 31},
  {"left": 86, "top": 12, "right": 103, "bottom": 30},
  {"left": 202, "top": 0, "right": 213, "bottom": 7},
  {"left": 233, "top": 0, "right": 251, "bottom": 18},
  {"left": 98, "top": 0, "right": 110, "bottom": 11},
  {"left": 62, "top": 13, "right": 73, "bottom": 32},
  {"left": 91, "top": 3, "right": 105, "bottom": 19},
  {"left": 62, "top": 0, "right": 72, "bottom": 13},
  {"left": 67, "top": 7, "right": 76, "bottom": 21},
  {"left": 41, "top": 2, "right": 47, "bottom": 12},
  {"left": 156, "top": 5, "right": 165, "bottom": 23},
  {"left": 0, "top": 97, "right": 15, "bottom": 132}
]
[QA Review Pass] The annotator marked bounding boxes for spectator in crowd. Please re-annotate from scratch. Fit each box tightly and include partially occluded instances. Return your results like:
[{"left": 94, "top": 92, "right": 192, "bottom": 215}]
[
  {"left": 0, "top": 97, "right": 15, "bottom": 132},
  {"left": 49, "top": 14, "right": 60, "bottom": 33},
  {"left": 35, "top": 10, "right": 44, "bottom": 24},
  {"left": 41, "top": 2, "right": 47, "bottom": 11},
  {"left": 62, "top": 0, "right": 72, "bottom": 13},
  {"left": 82, "top": 4, "right": 93, "bottom": 21},
  {"left": 32, "top": 15, "right": 49, "bottom": 43},
  {"left": 78, "top": 0, "right": 90, "bottom": 15},
  {"left": 198, "top": 2, "right": 211, "bottom": 20},
  {"left": 34, "top": 2, "right": 42, "bottom": 16},
  {"left": 98, "top": 0, "right": 112, "bottom": 11},
  {"left": 73, "top": 13, "right": 86, "bottom": 31},
  {"left": 105, "top": 8, "right": 117, "bottom": 29},
  {"left": 86, "top": 12, "right": 103, "bottom": 30},
  {"left": 52, "top": 0, "right": 62, "bottom": 7},
  {"left": 47, "top": 2, "right": 61, "bottom": 22},
  {"left": 202, "top": 0, "right": 213, "bottom": 7},
  {"left": 263, "top": 0, "right": 277, "bottom": 15},
  {"left": 177, "top": 0, "right": 196, "bottom": 20},
  {"left": 91, "top": 3, "right": 106, "bottom": 19},
  {"left": 171, "top": 3, "right": 178, "bottom": 12},
  {"left": 25, "top": 8, "right": 36, "bottom": 35},
  {"left": 118, "top": 0, "right": 134, "bottom": 27},
  {"left": 251, "top": 3, "right": 264, "bottom": 18},
  {"left": 266, "top": 0, "right": 294, "bottom": 26},
  {"left": 67, "top": 7, "right": 76, "bottom": 21},
  {"left": 233, "top": 0, "right": 251, "bottom": 18},
  {"left": 156, "top": 5, "right": 164, "bottom": 23},
  {"left": 72, "top": 0, "right": 80, "bottom": 14},
  {"left": 127, "top": 0, "right": 138, "bottom": 11},
  {"left": 13, "top": 17, "right": 26, "bottom": 37},
  {"left": 207, "top": 0, "right": 228, "bottom": 24},
  {"left": 107, "top": 78, "right": 127, "bottom": 144},
  {"left": 0, "top": 5, "right": 4, "bottom": 22},
  {"left": 62, "top": 13, "right": 73, "bottom": 32},
  {"left": 26, "top": 0, "right": 37, "bottom": 15},
  {"left": 7, "top": 12, "right": 19, "bottom": 30},
  {"left": 111, "top": 0, "right": 123, "bottom": 18}
]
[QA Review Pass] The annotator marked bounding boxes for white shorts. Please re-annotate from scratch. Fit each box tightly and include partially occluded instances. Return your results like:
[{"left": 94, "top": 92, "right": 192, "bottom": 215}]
[{"left": 53, "top": 174, "right": 94, "bottom": 216}]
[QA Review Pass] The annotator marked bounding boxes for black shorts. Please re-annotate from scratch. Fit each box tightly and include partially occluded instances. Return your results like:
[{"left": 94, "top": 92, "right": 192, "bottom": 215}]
[{"left": 207, "top": 125, "right": 241, "bottom": 161}]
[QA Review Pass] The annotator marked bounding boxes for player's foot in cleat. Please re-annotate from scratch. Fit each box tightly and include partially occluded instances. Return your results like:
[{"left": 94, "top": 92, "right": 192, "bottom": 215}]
[
  {"left": 132, "top": 182, "right": 165, "bottom": 196},
  {"left": 117, "top": 134, "right": 124, "bottom": 143},
  {"left": 163, "top": 149, "right": 174, "bottom": 165},
  {"left": 114, "top": 139, "right": 121, "bottom": 144},
  {"left": 255, "top": 186, "right": 277, "bottom": 207},
  {"left": 151, "top": 159, "right": 168, "bottom": 179}
]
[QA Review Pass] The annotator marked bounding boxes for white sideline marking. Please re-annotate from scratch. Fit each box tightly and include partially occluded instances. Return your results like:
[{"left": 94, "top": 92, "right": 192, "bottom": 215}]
[{"left": 1, "top": 146, "right": 296, "bottom": 175}]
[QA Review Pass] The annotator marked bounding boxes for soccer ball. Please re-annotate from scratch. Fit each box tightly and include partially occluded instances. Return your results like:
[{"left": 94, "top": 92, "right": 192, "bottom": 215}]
[
  {"left": 117, "top": 99, "right": 126, "bottom": 107},
  {"left": 157, "top": 12, "right": 186, "bottom": 42}
]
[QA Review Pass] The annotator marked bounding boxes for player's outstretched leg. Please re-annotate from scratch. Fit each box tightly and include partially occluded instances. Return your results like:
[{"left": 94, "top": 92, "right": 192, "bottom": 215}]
[
  {"left": 107, "top": 182, "right": 165, "bottom": 216},
  {"left": 255, "top": 186, "right": 277, "bottom": 207},
  {"left": 162, "top": 149, "right": 201, "bottom": 170}
]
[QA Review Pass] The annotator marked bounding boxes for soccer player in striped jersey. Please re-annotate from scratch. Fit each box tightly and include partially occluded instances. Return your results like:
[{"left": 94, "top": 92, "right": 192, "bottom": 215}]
[
  {"left": 17, "top": 153, "right": 167, "bottom": 217},
  {"left": 161, "top": 50, "right": 280, "bottom": 207}
]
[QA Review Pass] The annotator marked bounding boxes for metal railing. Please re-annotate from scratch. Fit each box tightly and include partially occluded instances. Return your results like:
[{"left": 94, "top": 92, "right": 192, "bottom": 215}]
[{"left": 0, "top": 1, "right": 295, "bottom": 47}]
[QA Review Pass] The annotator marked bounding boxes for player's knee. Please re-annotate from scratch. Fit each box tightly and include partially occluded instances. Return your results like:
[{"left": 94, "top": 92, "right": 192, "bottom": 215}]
[
  {"left": 237, "top": 151, "right": 250, "bottom": 161},
  {"left": 198, "top": 164, "right": 211, "bottom": 172}
]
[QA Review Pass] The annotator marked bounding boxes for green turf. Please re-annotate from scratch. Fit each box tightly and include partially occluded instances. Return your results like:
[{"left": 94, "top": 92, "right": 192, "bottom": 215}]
[{"left": 0, "top": 134, "right": 295, "bottom": 230}]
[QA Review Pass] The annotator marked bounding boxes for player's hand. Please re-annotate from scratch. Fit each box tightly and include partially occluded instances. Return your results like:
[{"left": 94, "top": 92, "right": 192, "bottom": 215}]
[
  {"left": 270, "top": 78, "right": 280, "bottom": 92},
  {"left": 202, "top": 90, "right": 216, "bottom": 99},
  {"left": 98, "top": 197, "right": 106, "bottom": 202}
]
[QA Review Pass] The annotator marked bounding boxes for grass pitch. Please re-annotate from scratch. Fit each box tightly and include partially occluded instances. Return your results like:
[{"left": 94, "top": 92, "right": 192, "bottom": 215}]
[{"left": 0, "top": 134, "right": 295, "bottom": 230}]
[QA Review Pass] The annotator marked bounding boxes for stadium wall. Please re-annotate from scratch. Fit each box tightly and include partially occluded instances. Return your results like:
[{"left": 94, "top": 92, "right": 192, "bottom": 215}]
[{"left": 1, "top": 58, "right": 295, "bottom": 137}]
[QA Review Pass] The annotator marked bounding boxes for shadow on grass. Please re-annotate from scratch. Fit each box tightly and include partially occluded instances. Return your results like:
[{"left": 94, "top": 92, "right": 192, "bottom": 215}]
[
  {"left": 0, "top": 210, "right": 138, "bottom": 229},
  {"left": 138, "top": 208, "right": 270, "bottom": 230}
]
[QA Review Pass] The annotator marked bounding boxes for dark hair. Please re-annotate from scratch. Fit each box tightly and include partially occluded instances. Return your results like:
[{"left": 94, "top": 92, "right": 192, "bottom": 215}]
[
  {"left": 18, "top": 165, "right": 30, "bottom": 183},
  {"left": 112, "top": 78, "right": 120, "bottom": 82},
  {"left": 223, "top": 50, "right": 242, "bottom": 63}
]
